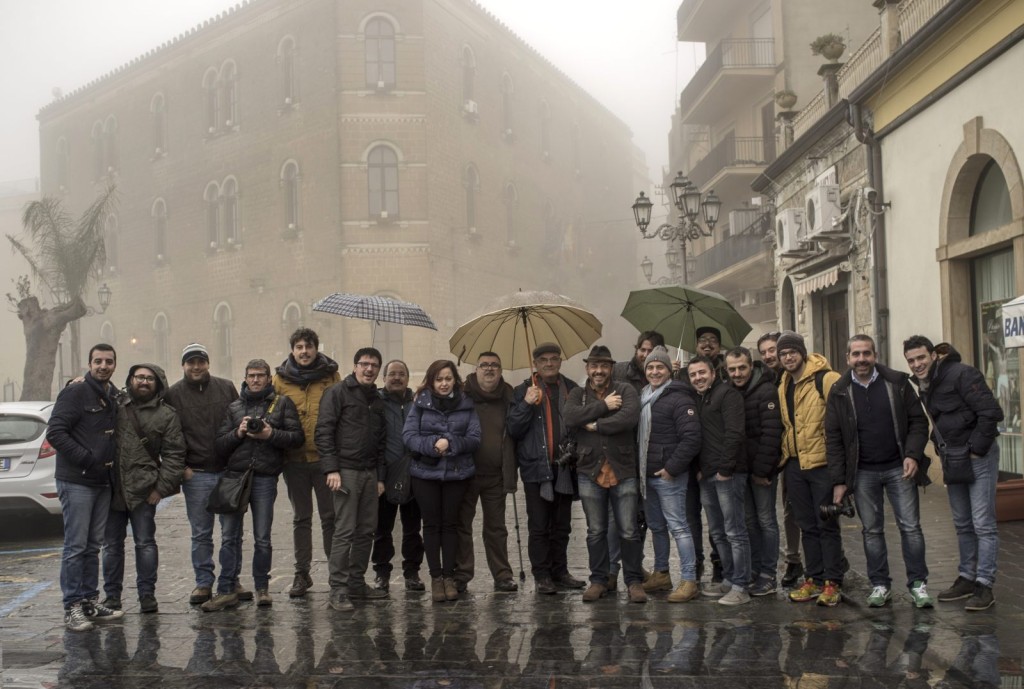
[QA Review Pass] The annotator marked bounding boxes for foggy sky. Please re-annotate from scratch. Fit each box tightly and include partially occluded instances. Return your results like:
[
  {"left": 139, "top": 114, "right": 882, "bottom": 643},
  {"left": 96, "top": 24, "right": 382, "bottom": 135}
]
[{"left": 0, "top": 0, "right": 699, "bottom": 189}]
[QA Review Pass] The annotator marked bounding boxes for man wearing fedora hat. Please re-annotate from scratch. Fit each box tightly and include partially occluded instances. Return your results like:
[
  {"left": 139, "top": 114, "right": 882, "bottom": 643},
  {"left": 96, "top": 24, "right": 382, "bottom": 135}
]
[{"left": 565, "top": 345, "right": 646, "bottom": 603}]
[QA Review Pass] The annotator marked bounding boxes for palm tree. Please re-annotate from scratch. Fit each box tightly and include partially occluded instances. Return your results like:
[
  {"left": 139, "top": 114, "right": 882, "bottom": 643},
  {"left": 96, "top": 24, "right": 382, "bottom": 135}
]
[{"left": 6, "top": 186, "right": 116, "bottom": 400}]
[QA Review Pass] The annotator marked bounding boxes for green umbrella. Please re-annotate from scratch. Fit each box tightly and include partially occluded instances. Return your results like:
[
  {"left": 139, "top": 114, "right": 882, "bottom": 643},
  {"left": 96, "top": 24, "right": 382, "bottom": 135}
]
[{"left": 620, "top": 286, "right": 752, "bottom": 353}]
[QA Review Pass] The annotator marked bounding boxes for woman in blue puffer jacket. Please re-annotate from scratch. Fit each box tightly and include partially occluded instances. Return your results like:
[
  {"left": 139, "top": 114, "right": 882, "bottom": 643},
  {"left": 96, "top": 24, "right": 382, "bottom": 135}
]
[{"left": 403, "top": 360, "right": 481, "bottom": 602}]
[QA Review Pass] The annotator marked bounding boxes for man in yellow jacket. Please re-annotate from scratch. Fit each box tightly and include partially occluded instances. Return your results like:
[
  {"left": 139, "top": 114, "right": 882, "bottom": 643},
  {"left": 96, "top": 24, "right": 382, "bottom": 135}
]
[
  {"left": 776, "top": 331, "right": 844, "bottom": 607},
  {"left": 273, "top": 328, "right": 341, "bottom": 597}
]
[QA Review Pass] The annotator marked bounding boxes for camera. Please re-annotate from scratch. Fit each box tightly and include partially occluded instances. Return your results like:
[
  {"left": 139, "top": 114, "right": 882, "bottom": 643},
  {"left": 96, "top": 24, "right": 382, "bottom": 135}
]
[
  {"left": 246, "top": 417, "right": 265, "bottom": 434},
  {"left": 819, "top": 493, "right": 856, "bottom": 521},
  {"left": 554, "top": 440, "right": 578, "bottom": 468}
]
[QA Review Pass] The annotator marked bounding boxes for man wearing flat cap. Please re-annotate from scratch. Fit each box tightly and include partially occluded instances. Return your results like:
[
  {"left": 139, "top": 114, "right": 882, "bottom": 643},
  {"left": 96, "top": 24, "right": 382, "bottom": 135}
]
[
  {"left": 507, "top": 342, "right": 585, "bottom": 595},
  {"left": 564, "top": 345, "right": 645, "bottom": 603}
]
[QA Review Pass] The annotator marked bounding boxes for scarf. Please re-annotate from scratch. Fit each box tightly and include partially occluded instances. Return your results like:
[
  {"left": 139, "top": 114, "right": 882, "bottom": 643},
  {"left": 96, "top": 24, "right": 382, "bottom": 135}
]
[
  {"left": 275, "top": 352, "right": 340, "bottom": 386},
  {"left": 637, "top": 382, "right": 670, "bottom": 498}
]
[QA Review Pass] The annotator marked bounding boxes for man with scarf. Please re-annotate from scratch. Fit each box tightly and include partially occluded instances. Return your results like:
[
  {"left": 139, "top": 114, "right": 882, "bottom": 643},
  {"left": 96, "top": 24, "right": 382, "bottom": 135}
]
[
  {"left": 565, "top": 345, "right": 645, "bottom": 603},
  {"left": 455, "top": 351, "right": 519, "bottom": 593},
  {"left": 273, "top": 328, "right": 341, "bottom": 598},
  {"left": 507, "top": 342, "right": 585, "bottom": 595}
]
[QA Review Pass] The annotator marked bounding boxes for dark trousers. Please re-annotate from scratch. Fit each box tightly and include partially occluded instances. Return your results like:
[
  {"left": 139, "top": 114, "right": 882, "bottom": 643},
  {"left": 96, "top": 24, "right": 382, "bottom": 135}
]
[
  {"left": 371, "top": 495, "right": 423, "bottom": 578},
  {"left": 412, "top": 476, "right": 470, "bottom": 578},
  {"left": 685, "top": 470, "right": 720, "bottom": 572},
  {"left": 283, "top": 460, "right": 335, "bottom": 575},
  {"left": 522, "top": 481, "right": 573, "bottom": 580},
  {"left": 455, "top": 473, "right": 514, "bottom": 585},
  {"left": 785, "top": 460, "right": 844, "bottom": 584}
]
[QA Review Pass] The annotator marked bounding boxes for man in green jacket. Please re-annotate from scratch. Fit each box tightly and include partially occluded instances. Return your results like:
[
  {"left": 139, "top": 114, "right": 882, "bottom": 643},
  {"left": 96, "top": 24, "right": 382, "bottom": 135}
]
[{"left": 101, "top": 364, "right": 186, "bottom": 614}]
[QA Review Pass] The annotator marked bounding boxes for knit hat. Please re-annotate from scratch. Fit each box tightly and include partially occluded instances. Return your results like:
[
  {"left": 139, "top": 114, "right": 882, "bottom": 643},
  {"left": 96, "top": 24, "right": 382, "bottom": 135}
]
[
  {"left": 644, "top": 346, "right": 672, "bottom": 370},
  {"left": 181, "top": 342, "right": 210, "bottom": 365},
  {"left": 532, "top": 342, "right": 561, "bottom": 359},
  {"left": 775, "top": 331, "right": 807, "bottom": 360}
]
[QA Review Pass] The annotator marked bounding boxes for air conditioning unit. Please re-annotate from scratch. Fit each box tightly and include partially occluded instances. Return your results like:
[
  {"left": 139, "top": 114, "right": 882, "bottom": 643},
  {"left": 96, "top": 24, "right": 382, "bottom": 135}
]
[
  {"left": 288, "top": 222, "right": 296, "bottom": 230},
  {"left": 776, "top": 208, "right": 806, "bottom": 255},
  {"left": 379, "top": 210, "right": 389, "bottom": 220},
  {"left": 805, "top": 184, "right": 841, "bottom": 239},
  {"left": 462, "top": 99, "right": 478, "bottom": 115},
  {"left": 739, "top": 289, "right": 759, "bottom": 307},
  {"left": 209, "top": 241, "right": 218, "bottom": 249}
]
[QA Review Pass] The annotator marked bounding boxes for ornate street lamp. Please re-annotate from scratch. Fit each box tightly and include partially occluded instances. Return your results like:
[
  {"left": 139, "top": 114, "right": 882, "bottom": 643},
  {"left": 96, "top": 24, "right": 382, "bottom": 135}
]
[{"left": 97, "top": 283, "right": 112, "bottom": 314}]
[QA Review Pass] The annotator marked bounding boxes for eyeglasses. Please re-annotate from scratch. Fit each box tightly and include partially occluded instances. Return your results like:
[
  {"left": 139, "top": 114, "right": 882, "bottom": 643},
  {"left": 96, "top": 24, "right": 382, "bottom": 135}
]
[
  {"left": 477, "top": 362, "right": 501, "bottom": 370},
  {"left": 696, "top": 336, "right": 719, "bottom": 345},
  {"left": 778, "top": 349, "right": 801, "bottom": 359},
  {"left": 133, "top": 375, "right": 156, "bottom": 383},
  {"left": 356, "top": 361, "right": 380, "bottom": 369}
]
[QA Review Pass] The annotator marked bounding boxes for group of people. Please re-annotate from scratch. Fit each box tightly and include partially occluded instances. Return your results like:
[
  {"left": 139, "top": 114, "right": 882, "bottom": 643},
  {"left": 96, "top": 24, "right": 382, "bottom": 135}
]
[{"left": 47, "top": 321, "right": 1003, "bottom": 632}]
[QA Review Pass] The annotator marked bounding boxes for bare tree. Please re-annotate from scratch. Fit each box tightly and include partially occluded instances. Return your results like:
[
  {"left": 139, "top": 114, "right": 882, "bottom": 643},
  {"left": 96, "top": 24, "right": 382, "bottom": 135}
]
[{"left": 7, "top": 186, "right": 116, "bottom": 400}]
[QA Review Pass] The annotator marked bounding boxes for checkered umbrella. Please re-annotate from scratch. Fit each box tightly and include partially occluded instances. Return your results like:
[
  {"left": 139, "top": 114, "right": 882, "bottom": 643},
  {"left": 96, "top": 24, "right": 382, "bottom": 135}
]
[{"left": 312, "top": 293, "right": 438, "bottom": 331}]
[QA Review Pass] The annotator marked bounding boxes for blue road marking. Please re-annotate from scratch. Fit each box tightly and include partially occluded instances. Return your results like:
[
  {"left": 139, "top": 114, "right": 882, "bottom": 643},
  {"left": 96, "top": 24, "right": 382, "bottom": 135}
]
[{"left": 0, "top": 581, "right": 52, "bottom": 618}]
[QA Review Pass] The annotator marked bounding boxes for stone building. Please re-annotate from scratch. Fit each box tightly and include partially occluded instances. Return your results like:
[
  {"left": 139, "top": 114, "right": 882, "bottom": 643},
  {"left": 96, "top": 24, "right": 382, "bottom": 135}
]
[{"left": 35, "top": 0, "right": 638, "bottom": 382}]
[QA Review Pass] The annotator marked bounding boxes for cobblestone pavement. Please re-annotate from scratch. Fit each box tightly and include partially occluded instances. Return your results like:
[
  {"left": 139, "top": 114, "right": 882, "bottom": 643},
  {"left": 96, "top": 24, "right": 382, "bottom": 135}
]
[{"left": 1, "top": 483, "right": 1021, "bottom": 688}]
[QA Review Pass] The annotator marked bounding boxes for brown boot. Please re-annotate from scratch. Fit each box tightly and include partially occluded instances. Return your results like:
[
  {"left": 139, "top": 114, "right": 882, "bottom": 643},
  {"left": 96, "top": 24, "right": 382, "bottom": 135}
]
[
  {"left": 582, "top": 582, "right": 607, "bottom": 602},
  {"left": 628, "top": 582, "right": 648, "bottom": 604},
  {"left": 667, "top": 580, "right": 699, "bottom": 603},
  {"left": 642, "top": 570, "right": 672, "bottom": 592},
  {"left": 431, "top": 577, "right": 446, "bottom": 603},
  {"left": 443, "top": 577, "right": 459, "bottom": 601}
]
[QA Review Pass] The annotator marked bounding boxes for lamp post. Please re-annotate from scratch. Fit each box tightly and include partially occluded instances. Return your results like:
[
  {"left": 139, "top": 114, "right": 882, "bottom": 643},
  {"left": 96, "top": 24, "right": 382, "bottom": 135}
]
[
  {"left": 631, "top": 171, "right": 722, "bottom": 285},
  {"left": 68, "top": 283, "right": 114, "bottom": 376}
]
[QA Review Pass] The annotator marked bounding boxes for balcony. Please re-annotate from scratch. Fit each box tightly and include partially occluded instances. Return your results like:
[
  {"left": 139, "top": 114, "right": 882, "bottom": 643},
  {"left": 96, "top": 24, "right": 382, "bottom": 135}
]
[
  {"left": 687, "top": 135, "right": 773, "bottom": 202},
  {"left": 677, "top": 0, "right": 748, "bottom": 42},
  {"left": 689, "top": 211, "right": 771, "bottom": 284},
  {"left": 680, "top": 39, "right": 775, "bottom": 124}
]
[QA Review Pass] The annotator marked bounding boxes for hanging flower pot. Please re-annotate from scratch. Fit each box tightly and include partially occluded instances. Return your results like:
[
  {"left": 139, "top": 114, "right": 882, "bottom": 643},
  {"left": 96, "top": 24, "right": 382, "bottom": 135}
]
[{"left": 775, "top": 89, "right": 798, "bottom": 109}]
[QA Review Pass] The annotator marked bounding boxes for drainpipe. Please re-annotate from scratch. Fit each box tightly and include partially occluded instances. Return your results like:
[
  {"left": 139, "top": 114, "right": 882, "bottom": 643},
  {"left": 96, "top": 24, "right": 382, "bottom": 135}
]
[{"left": 850, "top": 103, "right": 890, "bottom": 361}]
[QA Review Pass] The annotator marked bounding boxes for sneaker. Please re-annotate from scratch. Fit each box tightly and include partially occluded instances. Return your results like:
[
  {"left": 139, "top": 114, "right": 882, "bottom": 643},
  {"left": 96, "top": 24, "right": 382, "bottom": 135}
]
[
  {"left": 718, "top": 588, "right": 751, "bottom": 606},
  {"left": 866, "top": 585, "right": 891, "bottom": 608},
  {"left": 235, "top": 583, "right": 253, "bottom": 602},
  {"left": 329, "top": 590, "right": 355, "bottom": 611},
  {"left": 816, "top": 580, "right": 841, "bottom": 607},
  {"left": 937, "top": 576, "right": 975, "bottom": 602},
  {"left": 288, "top": 572, "right": 313, "bottom": 598},
  {"left": 200, "top": 592, "right": 240, "bottom": 612},
  {"left": 781, "top": 562, "right": 804, "bottom": 588},
  {"left": 553, "top": 573, "right": 586, "bottom": 589},
  {"left": 65, "top": 603, "right": 94, "bottom": 632},
  {"left": 494, "top": 578, "right": 519, "bottom": 592},
  {"left": 374, "top": 573, "right": 390, "bottom": 592},
  {"left": 627, "top": 582, "right": 648, "bottom": 604},
  {"left": 642, "top": 570, "right": 672, "bottom": 592},
  {"left": 139, "top": 594, "right": 159, "bottom": 614},
  {"left": 101, "top": 595, "right": 122, "bottom": 611},
  {"left": 667, "top": 580, "right": 699, "bottom": 603},
  {"left": 702, "top": 581, "right": 729, "bottom": 598},
  {"left": 581, "top": 582, "right": 607, "bottom": 602},
  {"left": 909, "top": 581, "right": 934, "bottom": 609},
  {"left": 189, "top": 587, "right": 212, "bottom": 604},
  {"left": 749, "top": 578, "right": 778, "bottom": 597},
  {"left": 789, "top": 579, "right": 823, "bottom": 603},
  {"left": 535, "top": 578, "right": 557, "bottom": 595},
  {"left": 404, "top": 574, "right": 426, "bottom": 592},
  {"left": 83, "top": 598, "right": 124, "bottom": 622},
  {"left": 256, "top": 589, "right": 272, "bottom": 607},
  {"left": 964, "top": 583, "right": 994, "bottom": 612},
  {"left": 349, "top": 585, "right": 389, "bottom": 600}
]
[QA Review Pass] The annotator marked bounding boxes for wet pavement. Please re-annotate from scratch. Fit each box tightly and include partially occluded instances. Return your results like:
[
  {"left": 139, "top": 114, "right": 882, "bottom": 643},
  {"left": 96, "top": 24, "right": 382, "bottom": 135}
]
[{"left": 2, "top": 485, "right": 1022, "bottom": 688}]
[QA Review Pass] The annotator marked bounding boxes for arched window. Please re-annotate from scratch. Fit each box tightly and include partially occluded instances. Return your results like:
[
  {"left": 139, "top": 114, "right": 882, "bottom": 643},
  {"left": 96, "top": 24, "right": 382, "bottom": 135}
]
[
  {"left": 540, "top": 100, "right": 552, "bottom": 160},
  {"left": 152, "top": 313, "right": 169, "bottom": 369},
  {"left": 203, "top": 68, "right": 219, "bottom": 134},
  {"left": 220, "top": 61, "right": 238, "bottom": 128},
  {"left": 56, "top": 137, "right": 69, "bottom": 192},
  {"left": 365, "top": 18, "right": 396, "bottom": 89},
  {"left": 222, "top": 177, "right": 239, "bottom": 244},
  {"left": 504, "top": 183, "right": 518, "bottom": 246},
  {"left": 213, "top": 302, "right": 233, "bottom": 378},
  {"left": 104, "top": 213, "right": 119, "bottom": 274},
  {"left": 91, "top": 122, "right": 104, "bottom": 180},
  {"left": 500, "top": 73, "right": 514, "bottom": 139},
  {"left": 970, "top": 160, "right": 1012, "bottom": 236},
  {"left": 100, "top": 321, "right": 115, "bottom": 346},
  {"left": 282, "top": 302, "right": 302, "bottom": 334},
  {"left": 367, "top": 144, "right": 399, "bottom": 219},
  {"left": 277, "top": 36, "right": 297, "bottom": 105},
  {"left": 464, "top": 164, "right": 480, "bottom": 233},
  {"left": 281, "top": 160, "right": 300, "bottom": 231},
  {"left": 204, "top": 182, "right": 221, "bottom": 247},
  {"left": 103, "top": 116, "right": 118, "bottom": 174},
  {"left": 152, "top": 198, "right": 167, "bottom": 261},
  {"left": 150, "top": 93, "right": 166, "bottom": 155},
  {"left": 461, "top": 45, "right": 476, "bottom": 102}
]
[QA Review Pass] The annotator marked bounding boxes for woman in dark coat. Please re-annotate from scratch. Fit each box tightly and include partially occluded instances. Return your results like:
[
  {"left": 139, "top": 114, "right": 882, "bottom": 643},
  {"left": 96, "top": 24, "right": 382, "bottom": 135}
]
[{"left": 403, "top": 360, "right": 481, "bottom": 602}]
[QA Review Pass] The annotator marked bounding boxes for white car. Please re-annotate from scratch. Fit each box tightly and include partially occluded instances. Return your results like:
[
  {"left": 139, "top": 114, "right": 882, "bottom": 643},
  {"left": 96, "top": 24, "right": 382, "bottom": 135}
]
[{"left": 0, "top": 402, "right": 59, "bottom": 515}]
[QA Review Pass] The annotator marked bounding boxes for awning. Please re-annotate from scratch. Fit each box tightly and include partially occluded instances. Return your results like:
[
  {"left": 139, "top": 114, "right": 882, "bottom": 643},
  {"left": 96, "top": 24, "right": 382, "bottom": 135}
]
[
  {"left": 794, "top": 266, "right": 840, "bottom": 297},
  {"left": 1004, "top": 294, "right": 1024, "bottom": 349}
]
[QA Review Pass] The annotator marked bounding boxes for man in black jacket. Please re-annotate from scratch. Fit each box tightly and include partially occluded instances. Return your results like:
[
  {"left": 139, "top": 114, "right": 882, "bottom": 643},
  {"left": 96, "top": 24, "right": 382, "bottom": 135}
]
[
  {"left": 316, "top": 347, "right": 389, "bottom": 611},
  {"left": 725, "top": 346, "right": 783, "bottom": 597},
  {"left": 904, "top": 334, "right": 1004, "bottom": 611},
  {"left": 564, "top": 345, "right": 645, "bottom": 603},
  {"left": 47, "top": 343, "right": 125, "bottom": 631},
  {"left": 826, "top": 335, "right": 932, "bottom": 609},
  {"left": 688, "top": 355, "right": 750, "bottom": 606},
  {"left": 164, "top": 342, "right": 241, "bottom": 606}
]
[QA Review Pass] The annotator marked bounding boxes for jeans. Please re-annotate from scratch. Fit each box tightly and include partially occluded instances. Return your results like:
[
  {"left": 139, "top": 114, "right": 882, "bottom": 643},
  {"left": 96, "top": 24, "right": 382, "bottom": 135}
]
[
  {"left": 746, "top": 474, "right": 780, "bottom": 580},
  {"left": 102, "top": 502, "right": 158, "bottom": 598},
  {"left": 455, "top": 473, "right": 512, "bottom": 583},
  {"left": 283, "top": 460, "right": 335, "bottom": 574},
  {"left": 786, "top": 461, "right": 844, "bottom": 584},
  {"left": 854, "top": 465, "right": 928, "bottom": 589},
  {"left": 220, "top": 474, "right": 278, "bottom": 593},
  {"left": 577, "top": 474, "right": 644, "bottom": 585},
  {"left": 182, "top": 470, "right": 234, "bottom": 589},
  {"left": 645, "top": 473, "right": 697, "bottom": 580},
  {"left": 522, "top": 481, "right": 573, "bottom": 579},
  {"left": 413, "top": 476, "right": 469, "bottom": 577},
  {"left": 372, "top": 494, "right": 423, "bottom": 578},
  {"left": 57, "top": 480, "right": 112, "bottom": 608},
  {"left": 700, "top": 472, "right": 751, "bottom": 590},
  {"left": 946, "top": 443, "right": 999, "bottom": 587},
  {"left": 327, "top": 468, "right": 378, "bottom": 590}
]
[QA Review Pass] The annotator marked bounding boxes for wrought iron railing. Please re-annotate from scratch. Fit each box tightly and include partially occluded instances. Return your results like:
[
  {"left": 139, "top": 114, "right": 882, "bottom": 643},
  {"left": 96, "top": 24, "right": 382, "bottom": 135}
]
[
  {"left": 687, "top": 137, "right": 770, "bottom": 188},
  {"left": 680, "top": 39, "right": 775, "bottom": 113}
]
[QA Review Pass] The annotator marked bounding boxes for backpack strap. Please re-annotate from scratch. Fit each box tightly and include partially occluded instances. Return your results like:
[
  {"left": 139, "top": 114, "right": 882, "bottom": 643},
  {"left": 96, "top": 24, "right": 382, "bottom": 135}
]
[{"left": 814, "top": 370, "right": 827, "bottom": 401}]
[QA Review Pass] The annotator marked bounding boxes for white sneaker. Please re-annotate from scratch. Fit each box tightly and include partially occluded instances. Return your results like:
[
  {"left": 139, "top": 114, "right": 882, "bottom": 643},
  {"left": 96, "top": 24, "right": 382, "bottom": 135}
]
[
  {"left": 64, "top": 603, "right": 94, "bottom": 632},
  {"left": 718, "top": 588, "right": 751, "bottom": 606},
  {"left": 702, "top": 581, "right": 728, "bottom": 597}
]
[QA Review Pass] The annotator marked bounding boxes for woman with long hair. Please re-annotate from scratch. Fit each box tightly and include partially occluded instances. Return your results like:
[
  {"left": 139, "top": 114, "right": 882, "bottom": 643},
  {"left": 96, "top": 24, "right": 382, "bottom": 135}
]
[{"left": 403, "top": 360, "right": 481, "bottom": 602}]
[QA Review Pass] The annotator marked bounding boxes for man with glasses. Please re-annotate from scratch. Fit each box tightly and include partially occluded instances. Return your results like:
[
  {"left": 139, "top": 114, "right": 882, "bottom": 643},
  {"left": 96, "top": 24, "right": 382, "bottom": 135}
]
[
  {"left": 101, "top": 364, "right": 186, "bottom": 614},
  {"left": 507, "top": 343, "right": 585, "bottom": 595},
  {"left": 456, "top": 352, "right": 519, "bottom": 592},
  {"left": 316, "top": 348, "right": 389, "bottom": 611}
]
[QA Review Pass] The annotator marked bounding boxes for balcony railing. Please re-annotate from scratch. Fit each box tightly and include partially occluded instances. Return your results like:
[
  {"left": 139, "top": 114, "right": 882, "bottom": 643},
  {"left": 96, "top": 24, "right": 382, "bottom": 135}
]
[
  {"left": 687, "top": 136, "right": 770, "bottom": 189},
  {"left": 689, "top": 211, "right": 771, "bottom": 283},
  {"left": 838, "top": 28, "right": 883, "bottom": 99},
  {"left": 680, "top": 39, "right": 775, "bottom": 113},
  {"left": 792, "top": 89, "right": 827, "bottom": 141},
  {"left": 899, "top": 0, "right": 952, "bottom": 45}
]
